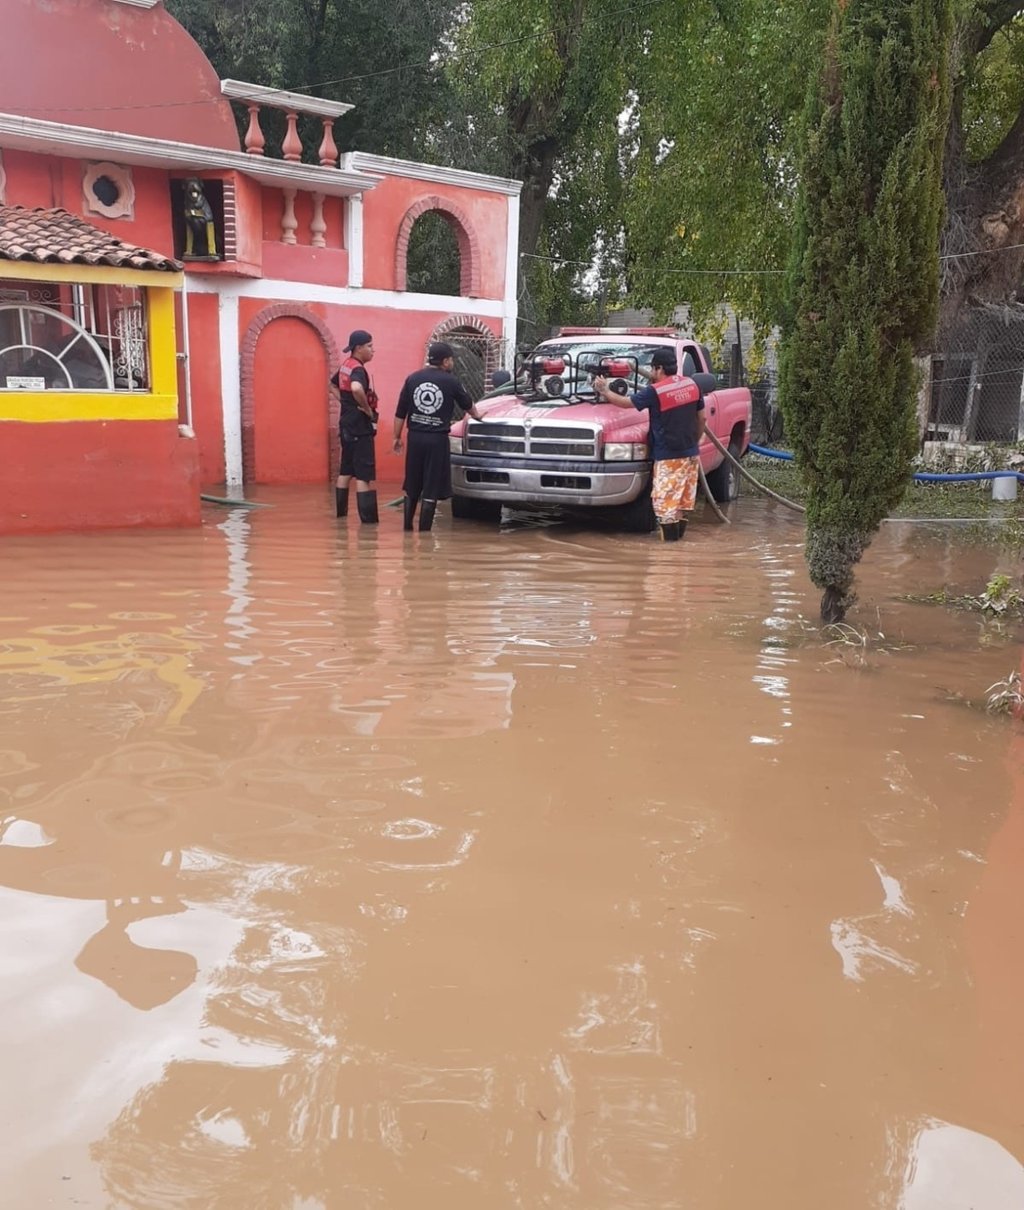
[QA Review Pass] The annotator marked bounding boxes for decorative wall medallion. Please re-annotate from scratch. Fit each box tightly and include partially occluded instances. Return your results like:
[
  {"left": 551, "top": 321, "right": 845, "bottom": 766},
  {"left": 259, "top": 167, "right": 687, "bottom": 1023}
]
[{"left": 83, "top": 162, "right": 136, "bottom": 221}]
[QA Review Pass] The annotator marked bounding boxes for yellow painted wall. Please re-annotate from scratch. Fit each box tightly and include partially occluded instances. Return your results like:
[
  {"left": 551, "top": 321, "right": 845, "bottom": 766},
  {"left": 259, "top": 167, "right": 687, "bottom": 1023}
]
[{"left": 0, "top": 266, "right": 181, "bottom": 423}]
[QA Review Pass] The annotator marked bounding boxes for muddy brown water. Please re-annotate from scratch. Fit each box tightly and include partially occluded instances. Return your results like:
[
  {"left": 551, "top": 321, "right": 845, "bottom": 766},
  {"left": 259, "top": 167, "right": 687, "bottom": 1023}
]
[{"left": 1, "top": 490, "right": 1023, "bottom": 1209}]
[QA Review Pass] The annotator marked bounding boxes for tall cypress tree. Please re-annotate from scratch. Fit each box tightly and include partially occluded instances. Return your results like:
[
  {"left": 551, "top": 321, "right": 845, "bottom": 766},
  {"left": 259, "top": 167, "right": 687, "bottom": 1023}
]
[{"left": 780, "top": 0, "right": 953, "bottom": 623}]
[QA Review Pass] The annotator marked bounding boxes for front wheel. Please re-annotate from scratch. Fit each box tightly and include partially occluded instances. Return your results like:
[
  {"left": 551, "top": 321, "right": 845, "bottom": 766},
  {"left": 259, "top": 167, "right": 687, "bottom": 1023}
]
[
  {"left": 612, "top": 486, "right": 656, "bottom": 533},
  {"left": 705, "top": 443, "right": 743, "bottom": 503},
  {"left": 451, "top": 494, "right": 503, "bottom": 522}
]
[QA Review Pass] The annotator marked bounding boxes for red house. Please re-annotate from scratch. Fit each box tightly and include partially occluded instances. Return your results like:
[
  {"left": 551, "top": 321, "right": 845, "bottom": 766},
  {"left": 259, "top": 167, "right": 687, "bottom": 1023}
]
[{"left": 0, "top": 0, "right": 521, "bottom": 533}]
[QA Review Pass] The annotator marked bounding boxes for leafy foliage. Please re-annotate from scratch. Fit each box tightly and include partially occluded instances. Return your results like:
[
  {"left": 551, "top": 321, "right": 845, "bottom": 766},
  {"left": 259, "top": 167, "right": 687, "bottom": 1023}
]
[
  {"left": 405, "top": 212, "right": 462, "bottom": 296},
  {"left": 166, "top": 1, "right": 1024, "bottom": 334},
  {"left": 780, "top": 0, "right": 954, "bottom": 621},
  {"left": 962, "top": 13, "right": 1024, "bottom": 161},
  {"left": 620, "top": 0, "right": 830, "bottom": 331},
  {"left": 165, "top": 0, "right": 463, "bottom": 161}
]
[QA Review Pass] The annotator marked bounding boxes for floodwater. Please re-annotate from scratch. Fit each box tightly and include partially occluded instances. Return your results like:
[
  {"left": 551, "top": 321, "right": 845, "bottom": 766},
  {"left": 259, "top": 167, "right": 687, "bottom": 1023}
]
[{"left": 1, "top": 489, "right": 1023, "bottom": 1210}]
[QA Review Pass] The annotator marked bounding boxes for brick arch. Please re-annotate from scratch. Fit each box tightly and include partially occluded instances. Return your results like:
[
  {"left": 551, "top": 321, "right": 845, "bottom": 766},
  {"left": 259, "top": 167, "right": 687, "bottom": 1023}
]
[
  {"left": 240, "top": 304, "right": 340, "bottom": 483},
  {"left": 395, "top": 195, "right": 482, "bottom": 297},
  {"left": 430, "top": 314, "right": 502, "bottom": 395}
]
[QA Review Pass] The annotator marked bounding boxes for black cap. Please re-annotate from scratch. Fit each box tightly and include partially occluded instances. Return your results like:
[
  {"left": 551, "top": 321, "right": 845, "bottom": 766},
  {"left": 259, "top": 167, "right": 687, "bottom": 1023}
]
[
  {"left": 650, "top": 348, "right": 678, "bottom": 373},
  {"left": 491, "top": 369, "right": 512, "bottom": 387},
  {"left": 344, "top": 329, "right": 372, "bottom": 352},
  {"left": 428, "top": 341, "right": 455, "bottom": 365}
]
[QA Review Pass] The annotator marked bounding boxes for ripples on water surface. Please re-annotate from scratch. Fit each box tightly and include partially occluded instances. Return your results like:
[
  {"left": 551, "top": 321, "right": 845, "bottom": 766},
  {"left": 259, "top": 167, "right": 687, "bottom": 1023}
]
[{"left": 1, "top": 489, "right": 1023, "bottom": 1209}]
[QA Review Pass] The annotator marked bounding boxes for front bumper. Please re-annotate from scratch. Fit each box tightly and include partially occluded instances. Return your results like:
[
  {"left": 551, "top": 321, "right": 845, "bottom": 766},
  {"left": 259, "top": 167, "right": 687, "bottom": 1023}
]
[{"left": 451, "top": 454, "right": 650, "bottom": 507}]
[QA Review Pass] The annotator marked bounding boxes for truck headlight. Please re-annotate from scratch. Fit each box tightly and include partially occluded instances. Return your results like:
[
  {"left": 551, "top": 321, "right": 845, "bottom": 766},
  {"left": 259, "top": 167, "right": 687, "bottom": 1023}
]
[
  {"left": 449, "top": 435, "right": 464, "bottom": 454},
  {"left": 604, "top": 442, "right": 647, "bottom": 461}
]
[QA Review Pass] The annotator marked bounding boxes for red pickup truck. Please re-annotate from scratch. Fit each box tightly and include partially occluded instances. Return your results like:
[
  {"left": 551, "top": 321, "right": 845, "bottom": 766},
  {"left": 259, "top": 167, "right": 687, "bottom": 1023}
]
[{"left": 449, "top": 328, "right": 753, "bottom": 529}]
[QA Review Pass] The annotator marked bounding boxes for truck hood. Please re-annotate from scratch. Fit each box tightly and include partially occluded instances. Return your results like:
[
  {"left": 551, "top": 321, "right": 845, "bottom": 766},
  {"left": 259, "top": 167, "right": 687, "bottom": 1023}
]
[{"left": 456, "top": 395, "right": 648, "bottom": 441}]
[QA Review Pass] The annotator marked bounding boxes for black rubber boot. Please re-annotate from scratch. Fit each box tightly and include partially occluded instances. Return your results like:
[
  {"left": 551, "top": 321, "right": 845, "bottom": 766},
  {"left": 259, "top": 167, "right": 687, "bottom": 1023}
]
[
  {"left": 403, "top": 494, "right": 418, "bottom": 531},
  {"left": 418, "top": 499, "right": 437, "bottom": 532},
  {"left": 659, "top": 521, "right": 683, "bottom": 542},
  {"left": 356, "top": 490, "right": 378, "bottom": 524},
  {"left": 335, "top": 486, "right": 349, "bottom": 518}
]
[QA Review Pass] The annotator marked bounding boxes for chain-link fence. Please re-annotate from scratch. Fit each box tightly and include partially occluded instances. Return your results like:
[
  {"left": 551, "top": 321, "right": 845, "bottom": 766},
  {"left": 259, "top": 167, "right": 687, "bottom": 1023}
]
[
  {"left": 732, "top": 311, "right": 1024, "bottom": 452},
  {"left": 925, "top": 305, "right": 1024, "bottom": 446},
  {"left": 750, "top": 370, "right": 783, "bottom": 445}
]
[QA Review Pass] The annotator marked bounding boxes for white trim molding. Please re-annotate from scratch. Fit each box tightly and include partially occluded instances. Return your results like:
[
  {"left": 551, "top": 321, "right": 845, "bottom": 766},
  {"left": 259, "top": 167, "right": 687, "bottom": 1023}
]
[
  {"left": 218, "top": 294, "right": 243, "bottom": 486},
  {"left": 346, "top": 152, "right": 523, "bottom": 198},
  {"left": 0, "top": 112, "right": 379, "bottom": 200},
  {"left": 187, "top": 274, "right": 506, "bottom": 319},
  {"left": 345, "top": 194, "right": 364, "bottom": 289},
  {"left": 221, "top": 80, "right": 353, "bottom": 121},
  {"left": 503, "top": 194, "right": 520, "bottom": 358}
]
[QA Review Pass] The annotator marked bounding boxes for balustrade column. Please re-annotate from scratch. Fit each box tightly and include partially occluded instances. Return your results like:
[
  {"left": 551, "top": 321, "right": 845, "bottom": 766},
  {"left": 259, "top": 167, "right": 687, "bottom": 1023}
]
[
  {"left": 310, "top": 193, "right": 327, "bottom": 248},
  {"left": 282, "top": 111, "right": 303, "bottom": 162},
  {"left": 281, "top": 188, "right": 298, "bottom": 245},
  {"left": 318, "top": 118, "right": 339, "bottom": 168},
  {"left": 244, "top": 104, "right": 265, "bottom": 155}
]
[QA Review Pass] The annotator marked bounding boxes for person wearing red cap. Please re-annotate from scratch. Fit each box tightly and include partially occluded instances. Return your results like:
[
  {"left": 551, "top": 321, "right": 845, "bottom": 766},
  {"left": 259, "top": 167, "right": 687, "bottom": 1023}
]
[
  {"left": 392, "top": 342, "right": 485, "bottom": 531},
  {"left": 333, "top": 329, "right": 379, "bottom": 523}
]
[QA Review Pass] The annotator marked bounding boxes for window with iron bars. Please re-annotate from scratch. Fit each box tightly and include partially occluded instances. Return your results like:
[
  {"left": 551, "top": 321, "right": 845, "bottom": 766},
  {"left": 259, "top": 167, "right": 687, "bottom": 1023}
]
[{"left": 0, "top": 281, "right": 149, "bottom": 392}]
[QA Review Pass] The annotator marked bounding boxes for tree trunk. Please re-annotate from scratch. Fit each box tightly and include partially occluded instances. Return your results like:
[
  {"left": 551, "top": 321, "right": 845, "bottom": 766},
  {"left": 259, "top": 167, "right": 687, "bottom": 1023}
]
[
  {"left": 939, "top": 5, "right": 1024, "bottom": 336},
  {"left": 514, "top": 137, "right": 559, "bottom": 264}
]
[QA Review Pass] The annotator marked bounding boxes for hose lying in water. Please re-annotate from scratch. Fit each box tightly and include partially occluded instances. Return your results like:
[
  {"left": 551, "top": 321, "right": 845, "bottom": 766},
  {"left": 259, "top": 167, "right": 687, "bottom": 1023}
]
[
  {"left": 748, "top": 443, "right": 1024, "bottom": 485},
  {"left": 200, "top": 494, "right": 270, "bottom": 509},
  {"left": 704, "top": 431, "right": 807, "bottom": 514}
]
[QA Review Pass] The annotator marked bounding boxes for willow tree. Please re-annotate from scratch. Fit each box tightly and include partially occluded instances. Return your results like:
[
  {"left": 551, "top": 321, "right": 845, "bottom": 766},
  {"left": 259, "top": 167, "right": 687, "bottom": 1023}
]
[{"left": 780, "top": 0, "right": 953, "bottom": 623}]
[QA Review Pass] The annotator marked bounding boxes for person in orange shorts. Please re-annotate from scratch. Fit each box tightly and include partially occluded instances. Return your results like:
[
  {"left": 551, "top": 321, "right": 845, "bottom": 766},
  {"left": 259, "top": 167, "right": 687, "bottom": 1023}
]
[{"left": 594, "top": 348, "right": 706, "bottom": 541}]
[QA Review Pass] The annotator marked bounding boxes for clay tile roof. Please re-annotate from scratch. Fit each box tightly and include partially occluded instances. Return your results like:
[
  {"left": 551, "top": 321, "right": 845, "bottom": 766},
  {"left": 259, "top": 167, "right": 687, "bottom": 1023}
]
[{"left": 0, "top": 206, "right": 182, "bottom": 273}]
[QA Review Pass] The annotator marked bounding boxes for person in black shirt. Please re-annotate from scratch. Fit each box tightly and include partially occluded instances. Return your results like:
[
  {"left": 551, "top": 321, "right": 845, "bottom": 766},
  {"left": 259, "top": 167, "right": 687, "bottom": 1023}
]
[
  {"left": 393, "top": 342, "right": 485, "bottom": 531},
  {"left": 333, "top": 329, "right": 379, "bottom": 523}
]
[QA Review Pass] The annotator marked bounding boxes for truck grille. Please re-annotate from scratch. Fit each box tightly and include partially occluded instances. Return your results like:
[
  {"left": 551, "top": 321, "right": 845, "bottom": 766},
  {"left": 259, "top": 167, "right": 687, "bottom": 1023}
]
[{"left": 465, "top": 421, "right": 599, "bottom": 460}]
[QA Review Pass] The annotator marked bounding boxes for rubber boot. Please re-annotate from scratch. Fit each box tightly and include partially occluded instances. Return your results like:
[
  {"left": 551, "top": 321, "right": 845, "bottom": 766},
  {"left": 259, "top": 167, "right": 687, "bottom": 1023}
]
[
  {"left": 356, "top": 490, "right": 378, "bottom": 524},
  {"left": 403, "top": 494, "right": 418, "bottom": 531},
  {"left": 659, "top": 521, "right": 683, "bottom": 542},
  {"left": 335, "top": 486, "right": 349, "bottom": 518},
  {"left": 418, "top": 499, "right": 437, "bottom": 532}
]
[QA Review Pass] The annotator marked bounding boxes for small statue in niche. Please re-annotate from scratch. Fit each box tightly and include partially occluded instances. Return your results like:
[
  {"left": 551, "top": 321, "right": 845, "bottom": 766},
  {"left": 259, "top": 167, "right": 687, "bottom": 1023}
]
[{"left": 182, "top": 178, "right": 218, "bottom": 259}]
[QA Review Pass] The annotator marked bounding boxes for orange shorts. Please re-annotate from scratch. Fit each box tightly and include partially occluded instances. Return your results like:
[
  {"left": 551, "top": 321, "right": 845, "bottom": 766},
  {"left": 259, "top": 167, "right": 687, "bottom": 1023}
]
[{"left": 652, "top": 456, "right": 700, "bottom": 522}]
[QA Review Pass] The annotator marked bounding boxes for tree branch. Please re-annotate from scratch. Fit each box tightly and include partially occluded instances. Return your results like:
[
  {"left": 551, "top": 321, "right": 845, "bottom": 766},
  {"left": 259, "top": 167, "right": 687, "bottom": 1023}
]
[
  {"left": 979, "top": 93, "right": 1024, "bottom": 198},
  {"left": 970, "top": 0, "right": 1023, "bottom": 57}
]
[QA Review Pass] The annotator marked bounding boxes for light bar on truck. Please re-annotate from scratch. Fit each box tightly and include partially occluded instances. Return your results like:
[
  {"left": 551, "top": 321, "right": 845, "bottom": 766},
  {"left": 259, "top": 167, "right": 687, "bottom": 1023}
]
[{"left": 557, "top": 327, "right": 678, "bottom": 337}]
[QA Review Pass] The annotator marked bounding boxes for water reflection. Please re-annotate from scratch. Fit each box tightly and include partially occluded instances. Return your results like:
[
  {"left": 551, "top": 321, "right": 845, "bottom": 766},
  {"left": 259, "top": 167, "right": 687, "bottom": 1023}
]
[{"left": 0, "top": 494, "right": 1021, "bottom": 1207}]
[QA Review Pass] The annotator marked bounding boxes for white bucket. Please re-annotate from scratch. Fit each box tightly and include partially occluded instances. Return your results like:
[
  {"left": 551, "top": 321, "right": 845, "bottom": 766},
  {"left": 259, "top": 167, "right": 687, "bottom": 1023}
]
[{"left": 993, "top": 475, "right": 1018, "bottom": 502}]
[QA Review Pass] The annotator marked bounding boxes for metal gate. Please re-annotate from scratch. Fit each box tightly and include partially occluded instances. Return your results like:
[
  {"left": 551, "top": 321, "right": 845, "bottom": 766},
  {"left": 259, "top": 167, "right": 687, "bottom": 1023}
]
[{"left": 437, "top": 327, "right": 507, "bottom": 402}]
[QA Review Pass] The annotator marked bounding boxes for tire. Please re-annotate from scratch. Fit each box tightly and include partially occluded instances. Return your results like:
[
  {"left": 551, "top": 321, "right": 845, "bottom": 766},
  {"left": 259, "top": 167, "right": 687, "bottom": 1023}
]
[
  {"left": 705, "top": 443, "right": 743, "bottom": 503},
  {"left": 451, "top": 494, "right": 503, "bottom": 522},
  {"left": 612, "top": 485, "right": 656, "bottom": 533}
]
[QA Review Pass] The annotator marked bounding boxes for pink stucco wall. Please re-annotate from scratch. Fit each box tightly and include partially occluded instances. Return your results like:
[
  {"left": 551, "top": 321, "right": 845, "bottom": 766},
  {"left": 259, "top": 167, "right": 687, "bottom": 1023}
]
[
  {"left": 1, "top": 0, "right": 240, "bottom": 150},
  {"left": 361, "top": 175, "right": 509, "bottom": 299}
]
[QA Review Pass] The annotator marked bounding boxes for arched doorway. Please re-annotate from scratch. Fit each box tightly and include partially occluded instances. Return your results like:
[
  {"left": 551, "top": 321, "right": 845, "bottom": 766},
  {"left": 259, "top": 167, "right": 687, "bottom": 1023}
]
[
  {"left": 429, "top": 315, "right": 501, "bottom": 402},
  {"left": 240, "top": 306, "right": 339, "bottom": 485},
  {"left": 252, "top": 318, "right": 328, "bottom": 482}
]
